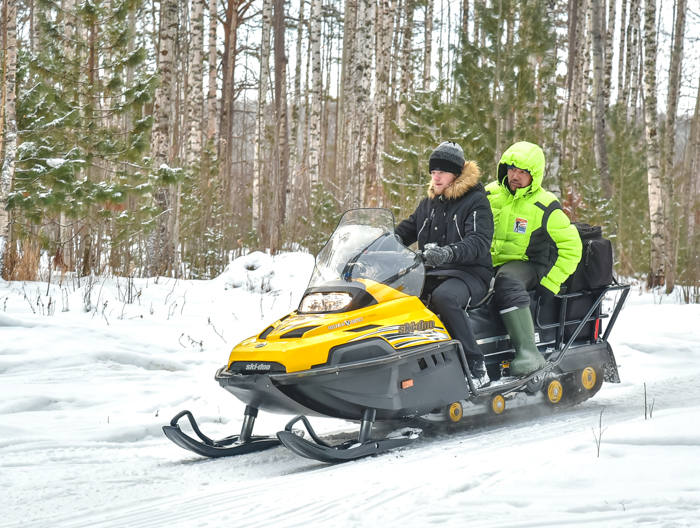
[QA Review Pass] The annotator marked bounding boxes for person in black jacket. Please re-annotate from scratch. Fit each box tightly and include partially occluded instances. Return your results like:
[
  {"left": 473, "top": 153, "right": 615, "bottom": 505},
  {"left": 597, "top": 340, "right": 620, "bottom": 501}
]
[{"left": 395, "top": 141, "right": 495, "bottom": 388}]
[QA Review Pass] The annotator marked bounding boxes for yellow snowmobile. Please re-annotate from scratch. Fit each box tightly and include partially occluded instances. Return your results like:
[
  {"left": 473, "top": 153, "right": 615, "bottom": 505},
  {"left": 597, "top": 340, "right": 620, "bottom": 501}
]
[{"left": 164, "top": 208, "right": 629, "bottom": 463}]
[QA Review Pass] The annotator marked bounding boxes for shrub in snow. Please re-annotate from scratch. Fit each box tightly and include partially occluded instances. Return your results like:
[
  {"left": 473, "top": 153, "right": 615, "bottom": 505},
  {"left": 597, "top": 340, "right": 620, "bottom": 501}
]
[
  {"left": 215, "top": 252, "right": 315, "bottom": 296},
  {"left": 218, "top": 252, "right": 275, "bottom": 293}
]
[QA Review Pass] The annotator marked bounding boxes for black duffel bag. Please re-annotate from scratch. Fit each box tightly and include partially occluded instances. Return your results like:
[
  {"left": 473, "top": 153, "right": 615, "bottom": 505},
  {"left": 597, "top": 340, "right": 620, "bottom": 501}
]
[{"left": 564, "top": 222, "right": 614, "bottom": 292}]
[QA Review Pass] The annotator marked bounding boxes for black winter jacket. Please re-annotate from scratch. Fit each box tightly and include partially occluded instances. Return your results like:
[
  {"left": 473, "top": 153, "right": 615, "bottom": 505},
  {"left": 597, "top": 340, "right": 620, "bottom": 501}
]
[{"left": 395, "top": 161, "right": 495, "bottom": 287}]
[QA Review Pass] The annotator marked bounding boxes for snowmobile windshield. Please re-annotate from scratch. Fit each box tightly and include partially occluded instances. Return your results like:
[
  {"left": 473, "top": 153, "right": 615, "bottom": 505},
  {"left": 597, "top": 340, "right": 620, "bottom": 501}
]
[{"left": 307, "top": 208, "right": 425, "bottom": 298}]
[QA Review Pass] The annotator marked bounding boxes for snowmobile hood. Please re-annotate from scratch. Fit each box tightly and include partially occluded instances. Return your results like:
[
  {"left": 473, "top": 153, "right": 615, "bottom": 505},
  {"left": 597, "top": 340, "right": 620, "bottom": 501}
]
[
  {"left": 497, "top": 141, "right": 545, "bottom": 197},
  {"left": 226, "top": 290, "right": 450, "bottom": 374}
]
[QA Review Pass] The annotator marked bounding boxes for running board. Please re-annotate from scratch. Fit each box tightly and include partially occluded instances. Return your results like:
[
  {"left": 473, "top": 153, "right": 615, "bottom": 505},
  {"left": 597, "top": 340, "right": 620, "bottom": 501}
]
[{"left": 163, "top": 409, "right": 280, "bottom": 458}]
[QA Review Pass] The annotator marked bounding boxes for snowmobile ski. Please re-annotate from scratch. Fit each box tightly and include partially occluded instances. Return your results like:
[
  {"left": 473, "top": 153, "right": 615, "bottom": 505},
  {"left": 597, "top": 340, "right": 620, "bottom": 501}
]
[
  {"left": 276, "top": 412, "right": 417, "bottom": 464},
  {"left": 163, "top": 409, "right": 279, "bottom": 458}
]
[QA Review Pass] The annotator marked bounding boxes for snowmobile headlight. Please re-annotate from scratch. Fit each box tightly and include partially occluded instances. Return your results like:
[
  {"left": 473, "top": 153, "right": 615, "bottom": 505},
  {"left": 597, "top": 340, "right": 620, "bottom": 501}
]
[{"left": 299, "top": 292, "right": 353, "bottom": 313}]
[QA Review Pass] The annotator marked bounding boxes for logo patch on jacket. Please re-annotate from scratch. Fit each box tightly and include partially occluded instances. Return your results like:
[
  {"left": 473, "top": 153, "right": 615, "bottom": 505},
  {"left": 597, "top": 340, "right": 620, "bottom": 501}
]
[{"left": 514, "top": 218, "right": 528, "bottom": 234}]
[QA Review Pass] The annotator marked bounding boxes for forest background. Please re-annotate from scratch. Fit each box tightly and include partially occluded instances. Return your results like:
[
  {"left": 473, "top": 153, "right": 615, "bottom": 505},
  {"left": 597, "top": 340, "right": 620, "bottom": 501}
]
[{"left": 1, "top": 0, "right": 699, "bottom": 299}]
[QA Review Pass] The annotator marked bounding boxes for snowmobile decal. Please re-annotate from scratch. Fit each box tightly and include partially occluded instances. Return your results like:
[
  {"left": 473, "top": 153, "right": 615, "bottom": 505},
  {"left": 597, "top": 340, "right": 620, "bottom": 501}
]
[
  {"left": 328, "top": 317, "right": 364, "bottom": 331},
  {"left": 346, "top": 324, "right": 450, "bottom": 349},
  {"left": 397, "top": 320, "right": 436, "bottom": 333}
]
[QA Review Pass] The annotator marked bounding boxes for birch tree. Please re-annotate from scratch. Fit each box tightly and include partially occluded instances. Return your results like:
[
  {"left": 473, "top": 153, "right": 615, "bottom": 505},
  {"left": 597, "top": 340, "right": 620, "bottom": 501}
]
[
  {"left": 604, "top": 0, "right": 615, "bottom": 107},
  {"left": 591, "top": 0, "right": 611, "bottom": 199},
  {"left": 642, "top": 0, "right": 664, "bottom": 287},
  {"left": 373, "top": 0, "right": 394, "bottom": 206},
  {"left": 308, "top": 0, "right": 323, "bottom": 187},
  {"left": 335, "top": 0, "right": 357, "bottom": 185},
  {"left": 349, "top": 0, "right": 373, "bottom": 206},
  {"left": 616, "top": 0, "right": 627, "bottom": 106},
  {"left": 270, "top": 0, "right": 289, "bottom": 251},
  {"left": 150, "top": 0, "right": 179, "bottom": 275},
  {"left": 206, "top": 0, "right": 218, "bottom": 141},
  {"left": 1, "top": 0, "right": 18, "bottom": 275},
  {"left": 187, "top": 0, "right": 205, "bottom": 165},
  {"left": 462, "top": 0, "right": 469, "bottom": 36},
  {"left": 253, "top": 0, "right": 272, "bottom": 234},
  {"left": 663, "top": 0, "right": 686, "bottom": 180},
  {"left": 662, "top": 0, "right": 686, "bottom": 291},
  {"left": 397, "top": 0, "right": 415, "bottom": 127},
  {"left": 423, "top": 0, "right": 433, "bottom": 91},
  {"left": 624, "top": 0, "right": 641, "bottom": 119}
]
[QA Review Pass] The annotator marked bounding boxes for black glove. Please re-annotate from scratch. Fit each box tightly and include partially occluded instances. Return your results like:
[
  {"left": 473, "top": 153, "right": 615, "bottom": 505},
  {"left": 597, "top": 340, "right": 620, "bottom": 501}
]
[
  {"left": 423, "top": 244, "right": 454, "bottom": 267},
  {"left": 536, "top": 284, "right": 556, "bottom": 306}
]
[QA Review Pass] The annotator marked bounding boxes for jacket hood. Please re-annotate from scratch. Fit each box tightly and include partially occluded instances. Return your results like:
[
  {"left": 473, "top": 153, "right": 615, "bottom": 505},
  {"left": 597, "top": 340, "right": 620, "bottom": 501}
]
[
  {"left": 428, "top": 160, "right": 481, "bottom": 200},
  {"left": 497, "top": 142, "right": 545, "bottom": 195}
]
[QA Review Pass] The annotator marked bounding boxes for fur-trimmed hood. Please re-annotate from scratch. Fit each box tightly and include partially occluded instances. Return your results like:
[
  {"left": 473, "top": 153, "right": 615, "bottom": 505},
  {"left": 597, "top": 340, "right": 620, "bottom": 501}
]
[{"left": 428, "top": 160, "right": 481, "bottom": 200}]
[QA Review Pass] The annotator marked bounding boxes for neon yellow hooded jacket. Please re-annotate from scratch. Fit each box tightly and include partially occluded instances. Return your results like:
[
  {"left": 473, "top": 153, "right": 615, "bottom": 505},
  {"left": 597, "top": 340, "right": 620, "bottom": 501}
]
[{"left": 485, "top": 142, "right": 582, "bottom": 294}]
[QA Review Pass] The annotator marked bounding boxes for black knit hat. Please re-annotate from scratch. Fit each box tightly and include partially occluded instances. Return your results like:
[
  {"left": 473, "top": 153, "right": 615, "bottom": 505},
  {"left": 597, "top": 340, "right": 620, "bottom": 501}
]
[{"left": 429, "top": 141, "right": 465, "bottom": 176}]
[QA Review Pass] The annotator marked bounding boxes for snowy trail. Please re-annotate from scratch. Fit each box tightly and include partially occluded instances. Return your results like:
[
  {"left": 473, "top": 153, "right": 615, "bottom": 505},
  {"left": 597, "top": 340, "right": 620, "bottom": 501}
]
[
  {"left": 7, "top": 370, "right": 700, "bottom": 528},
  {"left": 2, "top": 261, "right": 700, "bottom": 527}
]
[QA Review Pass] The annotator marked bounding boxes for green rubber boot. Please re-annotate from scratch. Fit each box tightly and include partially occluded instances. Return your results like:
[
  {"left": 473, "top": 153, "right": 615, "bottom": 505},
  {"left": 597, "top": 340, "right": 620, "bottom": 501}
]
[{"left": 501, "top": 306, "right": 546, "bottom": 376}]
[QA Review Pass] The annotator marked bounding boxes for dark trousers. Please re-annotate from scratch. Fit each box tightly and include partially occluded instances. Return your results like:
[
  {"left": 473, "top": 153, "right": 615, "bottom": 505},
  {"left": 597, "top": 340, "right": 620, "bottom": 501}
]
[
  {"left": 493, "top": 260, "right": 544, "bottom": 312},
  {"left": 422, "top": 274, "right": 487, "bottom": 364}
]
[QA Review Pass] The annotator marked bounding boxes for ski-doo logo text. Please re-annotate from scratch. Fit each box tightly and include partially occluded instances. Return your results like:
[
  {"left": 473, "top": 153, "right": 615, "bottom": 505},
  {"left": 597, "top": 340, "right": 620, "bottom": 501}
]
[
  {"left": 245, "top": 363, "right": 271, "bottom": 371},
  {"left": 398, "top": 320, "right": 435, "bottom": 334},
  {"left": 328, "top": 317, "right": 363, "bottom": 331}
]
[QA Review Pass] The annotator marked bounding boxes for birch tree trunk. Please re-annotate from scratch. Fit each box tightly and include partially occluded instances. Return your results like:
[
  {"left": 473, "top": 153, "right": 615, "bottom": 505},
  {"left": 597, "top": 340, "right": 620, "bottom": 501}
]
[
  {"left": 567, "top": 0, "right": 588, "bottom": 165},
  {"left": 308, "top": 0, "right": 323, "bottom": 188},
  {"left": 350, "top": 0, "right": 373, "bottom": 207},
  {"left": 150, "top": 0, "right": 178, "bottom": 276},
  {"left": 642, "top": 0, "right": 665, "bottom": 287},
  {"left": 187, "top": 0, "right": 205, "bottom": 165},
  {"left": 662, "top": 0, "right": 686, "bottom": 292},
  {"left": 473, "top": 0, "right": 480, "bottom": 47},
  {"left": 335, "top": 0, "right": 357, "bottom": 187},
  {"left": 582, "top": 0, "right": 593, "bottom": 107},
  {"left": 591, "top": 0, "right": 611, "bottom": 199},
  {"left": 616, "top": 0, "right": 627, "bottom": 105},
  {"left": 206, "top": 0, "right": 218, "bottom": 141},
  {"left": 0, "top": 0, "right": 18, "bottom": 275},
  {"left": 625, "top": 0, "right": 641, "bottom": 120},
  {"left": 683, "top": 74, "right": 700, "bottom": 242},
  {"left": 388, "top": 0, "right": 402, "bottom": 115},
  {"left": 663, "top": 0, "right": 686, "bottom": 180},
  {"left": 604, "top": 0, "right": 615, "bottom": 108},
  {"left": 270, "top": 0, "right": 289, "bottom": 252},
  {"left": 563, "top": 0, "right": 579, "bottom": 163},
  {"left": 253, "top": 0, "right": 272, "bottom": 236},
  {"left": 397, "top": 0, "right": 415, "bottom": 128},
  {"left": 373, "top": 0, "right": 393, "bottom": 207},
  {"left": 462, "top": 0, "right": 469, "bottom": 37},
  {"left": 292, "top": 0, "right": 304, "bottom": 171},
  {"left": 423, "top": 0, "right": 433, "bottom": 91}
]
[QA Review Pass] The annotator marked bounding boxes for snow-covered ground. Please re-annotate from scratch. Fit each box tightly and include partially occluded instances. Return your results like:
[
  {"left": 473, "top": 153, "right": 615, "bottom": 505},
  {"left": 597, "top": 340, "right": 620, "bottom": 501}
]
[{"left": 1, "top": 255, "right": 699, "bottom": 528}]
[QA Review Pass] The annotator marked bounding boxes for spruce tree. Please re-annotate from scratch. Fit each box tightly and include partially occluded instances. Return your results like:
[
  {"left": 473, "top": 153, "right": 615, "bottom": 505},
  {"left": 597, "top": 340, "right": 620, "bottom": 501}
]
[{"left": 10, "top": 0, "right": 156, "bottom": 275}]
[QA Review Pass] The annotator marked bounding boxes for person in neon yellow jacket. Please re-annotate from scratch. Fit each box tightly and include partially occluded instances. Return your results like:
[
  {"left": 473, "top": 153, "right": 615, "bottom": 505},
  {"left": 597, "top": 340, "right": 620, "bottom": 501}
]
[{"left": 486, "top": 141, "right": 582, "bottom": 375}]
